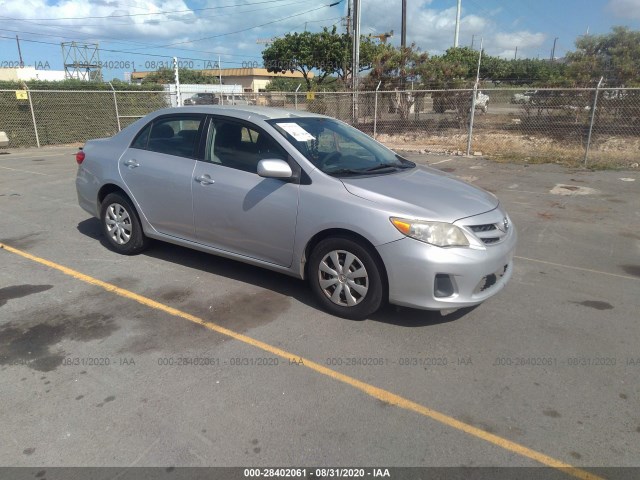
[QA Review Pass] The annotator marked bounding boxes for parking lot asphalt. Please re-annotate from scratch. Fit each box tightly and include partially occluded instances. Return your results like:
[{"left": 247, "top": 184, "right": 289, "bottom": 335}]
[{"left": 0, "top": 146, "right": 638, "bottom": 476}]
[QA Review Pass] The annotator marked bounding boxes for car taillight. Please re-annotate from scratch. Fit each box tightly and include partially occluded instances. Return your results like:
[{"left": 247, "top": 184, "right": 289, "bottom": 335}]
[{"left": 76, "top": 149, "right": 85, "bottom": 164}]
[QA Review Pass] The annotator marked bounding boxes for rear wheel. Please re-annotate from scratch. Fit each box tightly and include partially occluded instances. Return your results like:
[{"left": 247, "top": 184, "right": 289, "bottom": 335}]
[
  {"left": 100, "top": 192, "right": 148, "bottom": 255},
  {"left": 309, "top": 237, "right": 384, "bottom": 320}
]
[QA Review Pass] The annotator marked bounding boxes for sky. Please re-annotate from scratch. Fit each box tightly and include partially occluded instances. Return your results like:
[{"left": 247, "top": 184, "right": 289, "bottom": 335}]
[{"left": 0, "top": 0, "right": 639, "bottom": 81}]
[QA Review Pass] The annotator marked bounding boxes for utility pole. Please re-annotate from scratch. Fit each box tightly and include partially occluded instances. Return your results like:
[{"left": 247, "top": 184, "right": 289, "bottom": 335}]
[
  {"left": 550, "top": 37, "right": 558, "bottom": 61},
  {"left": 401, "top": 0, "right": 407, "bottom": 48},
  {"left": 352, "top": 0, "right": 361, "bottom": 120},
  {"left": 454, "top": 0, "right": 461, "bottom": 47},
  {"left": 514, "top": 46, "right": 518, "bottom": 60},
  {"left": 15, "top": 35, "right": 24, "bottom": 68},
  {"left": 352, "top": 0, "right": 360, "bottom": 90},
  {"left": 471, "top": 34, "right": 476, "bottom": 49}
]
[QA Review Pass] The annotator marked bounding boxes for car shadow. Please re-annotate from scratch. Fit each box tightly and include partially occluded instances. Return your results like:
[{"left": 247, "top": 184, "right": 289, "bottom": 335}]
[
  {"left": 77, "top": 217, "right": 476, "bottom": 327},
  {"left": 77, "top": 217, "right": 112, "bottom": 250},
  {"left": 370, "top": 303, "right": 477, "bottom": 327}
]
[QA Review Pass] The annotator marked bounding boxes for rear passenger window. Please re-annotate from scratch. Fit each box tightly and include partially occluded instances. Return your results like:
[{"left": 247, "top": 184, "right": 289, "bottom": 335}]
[
  {"left": 146, "top": 116, "right": 204, "bottom": 158},
  {"left": 131, "top": 123, "right": 151, "bottom": 149}
]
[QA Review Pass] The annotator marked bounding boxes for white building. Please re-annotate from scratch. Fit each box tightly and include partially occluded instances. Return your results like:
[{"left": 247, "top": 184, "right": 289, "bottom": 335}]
[{"left": 0, "top": 67, "right": 84, "bottom": 82}]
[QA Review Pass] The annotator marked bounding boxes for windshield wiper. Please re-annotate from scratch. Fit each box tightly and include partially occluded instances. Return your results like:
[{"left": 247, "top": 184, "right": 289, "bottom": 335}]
[
  {"left": 326, "top": 168, "right": 367, "bottom": 176},
  {"left": 328, "top": 163, "right": 413, "bottom": 176},
  {"left": 395, "top": 155, "right": 416, "bottom": 168},
  {"left": 363, "top": 164, "right": 402, "bottom": 172}
]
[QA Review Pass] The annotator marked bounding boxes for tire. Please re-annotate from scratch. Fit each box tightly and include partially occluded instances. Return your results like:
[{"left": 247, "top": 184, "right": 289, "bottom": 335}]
[
  {"left": 308, "top": 237, "right": 385, "bottom": 320},
  {"left": 99, "top": 192, "right": 149, "bottom": 255}
]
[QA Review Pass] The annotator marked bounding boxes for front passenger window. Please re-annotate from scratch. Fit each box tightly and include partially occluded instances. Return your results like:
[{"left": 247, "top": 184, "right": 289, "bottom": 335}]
[{"left": 207, "top": 121, "right": 287, "bottom": 173}]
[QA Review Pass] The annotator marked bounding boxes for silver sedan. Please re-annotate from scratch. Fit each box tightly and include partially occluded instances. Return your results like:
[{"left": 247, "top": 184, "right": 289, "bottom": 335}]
[{"left": 76, "top": 106, "right": 516, "bottom": 319}]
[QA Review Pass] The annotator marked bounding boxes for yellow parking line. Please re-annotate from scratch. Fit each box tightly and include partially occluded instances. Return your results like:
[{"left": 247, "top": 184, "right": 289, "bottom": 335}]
[
  {"left": 515, "top": 255, "right": 638, "bottom": 281},
  {"left": 0, "top": 242, "right": 604, "bottom": 480}
]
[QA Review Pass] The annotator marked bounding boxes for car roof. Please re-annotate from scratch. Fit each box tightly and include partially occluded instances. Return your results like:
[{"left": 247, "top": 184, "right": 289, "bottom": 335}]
[{"left": 154, "top": 105, "right": 329, "bottom": 121}]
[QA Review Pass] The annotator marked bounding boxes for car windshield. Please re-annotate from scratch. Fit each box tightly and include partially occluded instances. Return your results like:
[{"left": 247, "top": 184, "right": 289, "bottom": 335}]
[{"left": 267, "top": 117, "right": 414, "bottom": 176}]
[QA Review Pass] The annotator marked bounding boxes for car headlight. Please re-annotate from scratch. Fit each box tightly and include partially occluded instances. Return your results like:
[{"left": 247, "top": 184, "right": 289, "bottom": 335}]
[{"left": 390, "top": 217, "right": 470, "bottom": 247}]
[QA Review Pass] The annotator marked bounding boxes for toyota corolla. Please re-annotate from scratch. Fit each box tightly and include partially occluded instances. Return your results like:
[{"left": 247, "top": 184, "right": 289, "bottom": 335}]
[{"left": 76, "top": 106, "right": 516, "bottom": 319}]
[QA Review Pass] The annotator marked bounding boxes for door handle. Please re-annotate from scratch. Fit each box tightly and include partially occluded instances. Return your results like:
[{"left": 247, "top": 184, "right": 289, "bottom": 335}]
[
  {"left": 195, "top": 174, "right": 215, "bottom": 185},
  {"left": 124, "top": 159, "right": 140, "bottom": 168}
]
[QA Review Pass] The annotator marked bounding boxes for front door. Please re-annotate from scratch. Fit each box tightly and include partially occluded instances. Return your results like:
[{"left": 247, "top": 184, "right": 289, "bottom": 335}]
[{"left": 192, "top": 118, "right": 299, "bottom": 267}]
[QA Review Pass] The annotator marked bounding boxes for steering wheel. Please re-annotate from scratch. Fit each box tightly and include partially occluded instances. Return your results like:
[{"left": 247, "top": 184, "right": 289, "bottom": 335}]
[{"left": 320, "top": 151, "right": 342, "bottom": 170}]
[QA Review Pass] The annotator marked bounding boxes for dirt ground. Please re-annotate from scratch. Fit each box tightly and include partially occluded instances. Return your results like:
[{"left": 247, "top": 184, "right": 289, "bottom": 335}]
[{"left": 377, "top": 130, "right": 640, "bottom": 169}]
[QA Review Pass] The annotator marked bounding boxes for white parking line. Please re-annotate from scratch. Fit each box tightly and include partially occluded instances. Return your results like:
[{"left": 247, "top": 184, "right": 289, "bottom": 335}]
[
  {"left": 515, "top": 256, "right": 638, "bottom": 281},
  {"left": 430, "top": 158, "right": 453, "bottom": 165},
  {"left": 0, "top": 166, "right": 51, "bottom": 176},
  {"left": 0, "top": 152, "right": 72, "bottom": 159}
]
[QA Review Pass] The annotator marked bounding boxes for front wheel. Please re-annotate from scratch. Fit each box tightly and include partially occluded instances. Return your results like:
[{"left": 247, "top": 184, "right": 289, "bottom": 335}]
[
  {"left": 100, "top": 192, "right": 148, "bottom": 255},
  {"left": 309, "top": 237, "right": 385, "bottom": 320}
]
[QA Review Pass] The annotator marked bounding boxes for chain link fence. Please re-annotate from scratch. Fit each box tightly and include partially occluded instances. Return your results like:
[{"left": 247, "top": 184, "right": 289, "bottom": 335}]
[
  {"left": 1, "top": 86, "right": 638, "bottom": 167},
  {"left": 0, "top": 88, "right": 172, "bottom": 147}
]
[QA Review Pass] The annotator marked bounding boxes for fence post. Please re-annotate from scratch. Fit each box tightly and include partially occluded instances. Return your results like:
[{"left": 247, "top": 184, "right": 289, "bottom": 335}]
[
  {"left": 584, "top": 77, "right": 603, "bottom": 167},
  {"left": 294, "top": 83, "right": 301, "bottom": 110},
  {"left": 173, "top": 57, "right": 181, "bottom": 106},
  {"left": 466, "top": 38, "right": 483, "bottom": 156},
  {"left": 24, "top": 85, "right": 40, "bottom": 148},
  {"left": 109, "top": 82, "right": 122, "bottom": 132},
  {"left": 466, "top": 87, "right": 478, "bottom": 156},
  {"left": 373, "top": 81, "right": 382, "bottom": 140}
]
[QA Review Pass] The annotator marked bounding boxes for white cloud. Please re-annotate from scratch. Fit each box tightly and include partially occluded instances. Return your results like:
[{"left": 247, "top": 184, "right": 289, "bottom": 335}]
[
  {"left": 360, "top": 0, "right": 545, "bottom": 59},
  {"left": 4, "top": 0, "right": 549, "bottom": 71},
  {"left": 607, "top": 0, "right": 640, "bottom": 20},
  {"left": 493, "top": 31, "right": 546, "bottom": 52}
]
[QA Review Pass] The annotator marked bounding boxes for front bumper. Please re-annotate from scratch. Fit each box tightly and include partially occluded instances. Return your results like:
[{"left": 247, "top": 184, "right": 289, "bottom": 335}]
[{"left": 377, "top": 219, "right": 516, "bottom": 310}]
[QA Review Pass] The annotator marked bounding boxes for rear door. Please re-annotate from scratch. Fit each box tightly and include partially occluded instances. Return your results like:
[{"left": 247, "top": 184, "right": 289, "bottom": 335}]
[{"left": 119, "top": 114, "right": 205, "bottom": 240}]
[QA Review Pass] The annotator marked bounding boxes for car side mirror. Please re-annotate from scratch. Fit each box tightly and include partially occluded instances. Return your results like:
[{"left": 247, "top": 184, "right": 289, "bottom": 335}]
[{"left": 257, "top": 159, "right": 293, "bottom": 179}]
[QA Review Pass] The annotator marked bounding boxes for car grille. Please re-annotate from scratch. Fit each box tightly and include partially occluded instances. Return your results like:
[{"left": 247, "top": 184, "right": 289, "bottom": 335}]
[{"left": 467, "top": 222, "right": 508, "bottom": 245}]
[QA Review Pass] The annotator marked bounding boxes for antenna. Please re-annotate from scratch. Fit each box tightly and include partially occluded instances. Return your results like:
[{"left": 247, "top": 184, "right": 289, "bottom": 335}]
[
  {"left": 61, "top": 41, "right": 102, "bottom": 81},
  {"left": 16, "top": 35, "right": 24, "bottom": 68}
]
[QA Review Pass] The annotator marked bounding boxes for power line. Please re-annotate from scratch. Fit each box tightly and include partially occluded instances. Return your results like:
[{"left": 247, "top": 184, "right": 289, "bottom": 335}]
[
  {"left": 0, "top": 0, "right": 324, "bottom": 59},
  {"left": 0, "top": 34, "right": 245, "bottom": 65},
  {"left": 0, "top": 31, "right": 358, "bottom": 68},
  {"left": 0, "top": 0, "right": 301, "bottom": 22},
  {"left": 0, "top": 27, "right": 263, "bottom": 61},
  {"left": 150, "top": 2, "right": 342, "bottom": 48},
  {"left": 1, "top": 0, "right": 316, "bottom": 28},
  {"left": 287, "top": 16, "right": 343, "bottom": 33}
]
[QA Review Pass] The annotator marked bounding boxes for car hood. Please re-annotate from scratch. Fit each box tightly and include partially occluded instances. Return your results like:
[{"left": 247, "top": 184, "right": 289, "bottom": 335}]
[{"left": 340, "top": 165, "right": 499, "bottom": 222}]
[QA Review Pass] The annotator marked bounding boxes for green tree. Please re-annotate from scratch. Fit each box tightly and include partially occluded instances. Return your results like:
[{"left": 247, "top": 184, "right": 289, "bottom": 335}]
[
  {"left": 365, "top": 44, "right": 429, "bottom": 119},
  {"left": 366, "top": 43, "right": 428, "bottom": 89},
  {"left": 262, "top": 28, "right": 340, "bottom": 89},
  {"left": 503, "top": 58, "right": 568, "bottom": 86},
  {"left": 141, "top": 68, "right": 219, "bottom": 85},
  {"left": 265, "top": 77, "right": 307, "bottom": 92},
  {"left": 262, "top": 26, "right": 384, "bottom": 90},
  {"left": 565, "top": 26, "right": 640, "bottom": 86},
  {"left": 336, "top": 34, "right": 385, "bottom": 85},
  {"left": 416, "top": 47, "right": 568, "bottom": 87}
]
